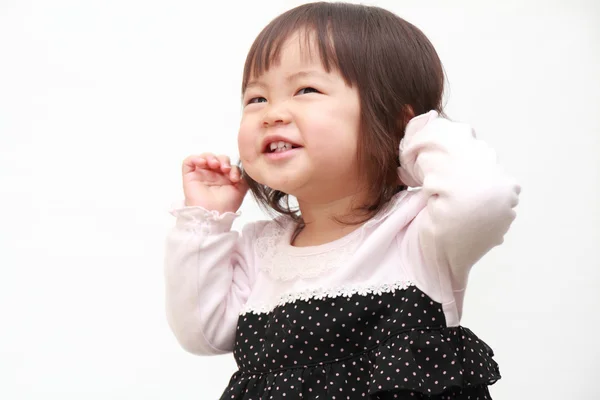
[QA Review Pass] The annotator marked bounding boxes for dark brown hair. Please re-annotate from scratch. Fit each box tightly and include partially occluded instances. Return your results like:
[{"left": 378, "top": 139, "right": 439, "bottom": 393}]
[{"left": 240, "top": 1, "right": 446, "bottom": 223}]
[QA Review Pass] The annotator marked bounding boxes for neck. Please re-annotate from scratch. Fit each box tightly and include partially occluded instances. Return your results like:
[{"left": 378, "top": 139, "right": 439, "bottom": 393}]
[{"left": 292, "top": 190, "right": 372, "bottom": 247}]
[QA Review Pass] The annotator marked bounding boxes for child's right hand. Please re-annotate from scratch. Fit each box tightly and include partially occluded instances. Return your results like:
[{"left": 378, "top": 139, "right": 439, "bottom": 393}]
[{"left": 182, "top": 153, "right": 248, "bottom": 214}]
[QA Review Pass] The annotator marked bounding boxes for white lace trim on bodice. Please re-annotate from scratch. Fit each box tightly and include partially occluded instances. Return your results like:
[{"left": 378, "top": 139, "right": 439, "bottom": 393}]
[
  {"left": 240, "top": 280, "right": 414, "bottom": 315},
  {"left": 255, "top": 220, "right": 362, "bottom": 281},
  {"left": 254, "top": 191, "right": 411, "bottom": 282}
]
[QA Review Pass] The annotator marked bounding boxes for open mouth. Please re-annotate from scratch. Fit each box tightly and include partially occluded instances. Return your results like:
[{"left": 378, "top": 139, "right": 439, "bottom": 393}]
[{"left": 265, "top": 141, "right": 301, "bottom": 153}]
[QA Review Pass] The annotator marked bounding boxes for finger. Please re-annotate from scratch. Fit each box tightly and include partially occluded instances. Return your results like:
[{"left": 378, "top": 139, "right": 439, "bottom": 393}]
[
  {"left": 216, "top": 155, "right": 231, "bottom": 173},
  {"left": 229, "top": 165, "right": 242, "bottom": 182},
  {"left": 206, "top": 155, "right": 222, "bottom": 170},
  {"left": 182, "top": 155, "right": 207, "bottom": 174},
  {"left": 235, "top": 173, "right": 249, "bottom": 193}
]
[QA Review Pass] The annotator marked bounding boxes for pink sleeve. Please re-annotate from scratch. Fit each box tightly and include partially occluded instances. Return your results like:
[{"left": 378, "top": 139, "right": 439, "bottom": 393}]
[
  {"left": 163, "top": 204, "right": 258, "bottom": 355},
  {"left": 398, "top": 111, "right": 521, "bottom": 292}
]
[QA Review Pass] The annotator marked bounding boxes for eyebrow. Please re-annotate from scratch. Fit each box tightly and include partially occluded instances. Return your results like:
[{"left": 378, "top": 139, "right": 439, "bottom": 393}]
[{"left": 246, "top": 70, "right": 329, "bottom": 90}]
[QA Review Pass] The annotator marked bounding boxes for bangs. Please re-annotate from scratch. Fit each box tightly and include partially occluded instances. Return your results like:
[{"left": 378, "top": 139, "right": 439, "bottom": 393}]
[{"left": 241, "top": 4, "right": 359, "bottom": 94}]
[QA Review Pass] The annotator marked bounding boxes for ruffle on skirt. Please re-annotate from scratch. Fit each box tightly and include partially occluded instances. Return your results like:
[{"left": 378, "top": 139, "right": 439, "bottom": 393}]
[{"left": 220, "top": 326, "right": 500, "bottom": 399}]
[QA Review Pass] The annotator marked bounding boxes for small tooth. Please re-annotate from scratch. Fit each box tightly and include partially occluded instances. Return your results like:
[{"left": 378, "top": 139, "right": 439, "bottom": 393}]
[{"left": 268, "top": 140, "right": 294, "bottom": 152}]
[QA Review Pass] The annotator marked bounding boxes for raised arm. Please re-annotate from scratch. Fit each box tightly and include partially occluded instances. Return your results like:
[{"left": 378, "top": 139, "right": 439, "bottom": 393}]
[
  {"left": 164, "top": 205, "right": 259, "bottom": 355},
  {"left": 164, "top": 153, "right": 254, "bottom": 355},
  {"left": 398, "top": 111, "right": 521, "bottom": 290}
]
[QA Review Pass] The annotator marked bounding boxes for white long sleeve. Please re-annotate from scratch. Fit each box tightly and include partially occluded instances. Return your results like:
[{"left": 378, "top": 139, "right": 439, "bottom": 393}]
[
  {"left": 398, "top": 111, "right": 521, "bottom": 292},
  {"left": 164, "top": 205, "right": 260, "bottom": 355}
]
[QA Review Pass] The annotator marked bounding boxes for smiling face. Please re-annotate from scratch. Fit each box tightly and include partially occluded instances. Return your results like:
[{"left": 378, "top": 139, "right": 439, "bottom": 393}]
[{"left": 238, "top": 32, "right": 363, "bottom": 204}]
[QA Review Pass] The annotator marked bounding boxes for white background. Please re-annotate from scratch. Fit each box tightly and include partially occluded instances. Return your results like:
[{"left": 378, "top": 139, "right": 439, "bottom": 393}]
[{"left": 1, "top": 0, "right": 598, "bottom": 398}]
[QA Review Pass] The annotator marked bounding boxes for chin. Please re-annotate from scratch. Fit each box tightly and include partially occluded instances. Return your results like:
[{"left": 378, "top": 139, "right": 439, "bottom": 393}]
[
  {"left": 248, "top": 166, "right": 299, "bottom": 190},
  {"left": 263, "top": 179, "right": 299, "bottom": 195}
]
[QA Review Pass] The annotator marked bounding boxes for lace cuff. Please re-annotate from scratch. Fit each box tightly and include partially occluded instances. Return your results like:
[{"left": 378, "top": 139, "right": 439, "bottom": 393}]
[{"left": 170, "top": 201, "right": 240, "bottom": 234}]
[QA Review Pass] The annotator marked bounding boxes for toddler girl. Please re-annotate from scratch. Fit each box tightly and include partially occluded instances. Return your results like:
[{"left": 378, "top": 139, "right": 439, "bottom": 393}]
[{"left": 164, "top": 2, "right": 520, "bottom": 399}]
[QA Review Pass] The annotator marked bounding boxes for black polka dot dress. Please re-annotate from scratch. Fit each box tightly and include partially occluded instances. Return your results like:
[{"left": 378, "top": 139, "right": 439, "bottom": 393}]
[{"left": 220, "top": 284, "right": 499, "bottom": 399}]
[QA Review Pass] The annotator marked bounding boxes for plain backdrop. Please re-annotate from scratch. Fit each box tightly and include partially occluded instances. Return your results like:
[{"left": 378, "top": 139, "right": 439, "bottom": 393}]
[{"left": 1, "top": 0, "right": 599, "bottom": 398}]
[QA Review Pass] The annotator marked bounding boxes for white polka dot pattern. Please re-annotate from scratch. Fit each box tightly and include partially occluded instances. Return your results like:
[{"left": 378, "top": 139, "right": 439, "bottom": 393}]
[{"left": 220, "top": 286, "right": 500, "bottom": 399}]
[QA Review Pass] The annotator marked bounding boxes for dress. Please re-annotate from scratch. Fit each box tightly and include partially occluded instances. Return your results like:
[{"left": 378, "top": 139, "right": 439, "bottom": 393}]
[
  {"left": 164, "top": 111, "right": 520, "bottom": 399},
  {"left": 224, "top": 282, "right": 499, "bottom": 399}
]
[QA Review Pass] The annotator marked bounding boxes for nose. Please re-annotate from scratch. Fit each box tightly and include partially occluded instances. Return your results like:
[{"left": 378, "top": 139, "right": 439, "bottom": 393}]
[{"left": 262, "top": 102, "right": 291, "bottom": 127}]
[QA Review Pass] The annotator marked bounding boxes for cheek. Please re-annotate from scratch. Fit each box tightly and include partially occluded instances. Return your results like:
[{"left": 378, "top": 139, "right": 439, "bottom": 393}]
[
  {"left": 311, "top": 107, "right": 360, "bottom": 170},
  {"left": 237, "top": 123, "right": 258, "bottom": 163},
  {"left": 309, "top": 109, "right": 359, "bottom": 153}
]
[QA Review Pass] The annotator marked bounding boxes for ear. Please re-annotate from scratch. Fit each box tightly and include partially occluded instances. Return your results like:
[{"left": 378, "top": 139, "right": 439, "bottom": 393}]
[
  {"left": 396, "top": 105, "right": 415, "bottom": 133},
  {"left": 402, "top": 105, "right": 415, "bottom": 127},
  {"left": 395, "top": 104, "right": 416, "bottom": 158}
]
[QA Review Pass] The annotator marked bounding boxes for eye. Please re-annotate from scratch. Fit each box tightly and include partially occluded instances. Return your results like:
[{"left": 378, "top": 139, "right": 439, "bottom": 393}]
[
  {"left": 296, "top": 87, "right": 320, "bottom": 95},
  {"left": 247, "top": 97, "right": 267, "bottom": 105}
]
